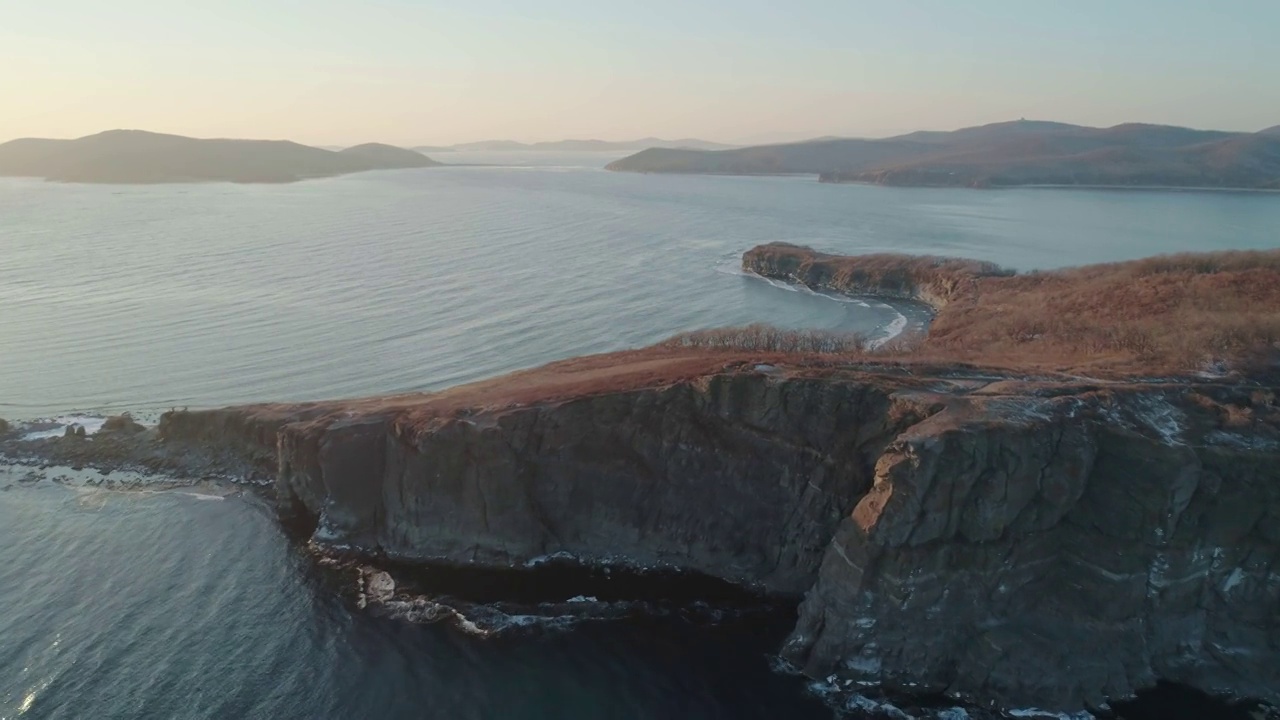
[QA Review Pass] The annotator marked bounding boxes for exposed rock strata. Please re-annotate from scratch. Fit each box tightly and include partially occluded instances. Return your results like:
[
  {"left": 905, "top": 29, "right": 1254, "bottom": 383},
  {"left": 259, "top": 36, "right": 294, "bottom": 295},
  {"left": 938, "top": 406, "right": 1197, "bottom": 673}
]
[
  {"left": 742, "top": 242, "right": 1011, "bottom": 310},
  {"left": 135, "top": 351, "right": 1280, "bottom": 715}
]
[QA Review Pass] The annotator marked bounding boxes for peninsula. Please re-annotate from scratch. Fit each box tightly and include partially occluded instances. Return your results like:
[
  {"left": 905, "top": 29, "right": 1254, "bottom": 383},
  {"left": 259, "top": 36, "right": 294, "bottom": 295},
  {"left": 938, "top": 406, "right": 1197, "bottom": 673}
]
[
  {"left": 4, "top": 246, "right": 1278, "bottom": 719},
  {"left": 606, "top": 120, "right": 1280, "bottom": 190},
  {"left": 0, "top": 130, "right": 441, "bottom": 184}
]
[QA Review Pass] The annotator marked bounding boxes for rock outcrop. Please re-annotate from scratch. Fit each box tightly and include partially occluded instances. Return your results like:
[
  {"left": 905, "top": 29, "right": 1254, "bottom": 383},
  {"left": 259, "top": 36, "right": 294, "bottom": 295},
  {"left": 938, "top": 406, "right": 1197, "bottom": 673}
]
[
  {"left": 100, "top": 414, "right": 146, "bottom": 436},
  {"left": 14, "top": 245, "right": 1278, "bottom": 716},
  {"left": 784, "top": 385, "right": 1280, "bottom": 712},
  {"left": 742, "top": 242, "right": 1012, "bottom": 310},
  {"left": 142, "top": 348, "right": 1280, "bottom": 716}
]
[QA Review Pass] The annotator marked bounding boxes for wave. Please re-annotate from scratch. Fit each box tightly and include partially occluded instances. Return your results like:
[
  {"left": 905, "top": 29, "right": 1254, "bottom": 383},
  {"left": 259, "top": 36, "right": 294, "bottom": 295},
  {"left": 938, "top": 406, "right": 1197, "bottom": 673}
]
[
  {"left": 867, "top": 310, "right": 909, "bottom": 350},
  {"left": 20, "top": 414, "right": 110, "bottom": 441},
  {"left": 728, "top": 265, "right": 874, "bottom": 308}
]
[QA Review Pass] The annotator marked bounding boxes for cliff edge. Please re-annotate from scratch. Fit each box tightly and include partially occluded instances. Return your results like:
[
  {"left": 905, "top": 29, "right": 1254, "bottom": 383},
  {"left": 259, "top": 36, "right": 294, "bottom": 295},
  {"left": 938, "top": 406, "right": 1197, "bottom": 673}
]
[
  {"left": 139, "top": 349, "right": 1280, "bottom": 715},
  {"left": 11, "top": 247, "right": 1278, "bottom": 717}
]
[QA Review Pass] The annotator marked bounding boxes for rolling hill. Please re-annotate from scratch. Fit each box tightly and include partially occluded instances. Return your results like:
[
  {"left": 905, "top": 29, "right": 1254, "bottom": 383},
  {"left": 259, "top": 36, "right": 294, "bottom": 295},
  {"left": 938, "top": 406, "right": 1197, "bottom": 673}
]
[
  {"left": 606, "top": 121, "right": 1280, "bottom": 190},
  {"left": 0, "top": 130, "right": 441, "bottom": 183}
]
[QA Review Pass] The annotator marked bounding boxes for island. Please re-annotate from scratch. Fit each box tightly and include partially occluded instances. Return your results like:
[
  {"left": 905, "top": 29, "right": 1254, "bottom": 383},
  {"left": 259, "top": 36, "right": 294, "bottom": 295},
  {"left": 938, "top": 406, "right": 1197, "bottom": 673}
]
[
  {"left": 606, "top": 120, "right": 1280, "bottom": 190},
  {"left": 3, "top": 245, "right": 1278, "bottom": 719},
  {"left": 0, "top": 130, "right": 441, "bottom": 184}
]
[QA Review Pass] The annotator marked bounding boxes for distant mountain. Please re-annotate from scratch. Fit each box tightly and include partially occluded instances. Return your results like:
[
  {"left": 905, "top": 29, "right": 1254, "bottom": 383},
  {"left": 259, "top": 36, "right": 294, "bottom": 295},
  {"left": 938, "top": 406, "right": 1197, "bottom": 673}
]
[
  {"left": 606, "top": 120, "right": 1280, "bottom": 190},
  {"left": 0, "top": 130, "right": 441, "bottom": 184},
  {"left": 412, "top": 137, "right": 736, "bottom": 153},
  {"left": 339, "top": 142, "right": 442, "bottom": 169},
  {"left": 1260, "top": 125, "right": 1280, "bottom": 136}
]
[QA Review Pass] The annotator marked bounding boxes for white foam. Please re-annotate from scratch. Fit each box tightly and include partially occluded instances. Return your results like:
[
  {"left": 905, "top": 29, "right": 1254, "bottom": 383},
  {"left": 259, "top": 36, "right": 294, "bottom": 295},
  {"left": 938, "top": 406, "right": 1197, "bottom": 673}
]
[
  {"left": 176, "top": 492, "right": 226, "bottom": 502},
  {"left": 868, "top": 310, "right": 909, "bottom": 350},
  {"left": 713, "top": 259, "right": 751, "bottom": 277},
  {"left": 1222, "top": 567, "right": 1246, "bottom": 593},
  {"left": 20, "top": 414, "right": 109, "bottom": 441},
  {"left": 1008, "top": 710, "right": 1095, "bottom": 720}
]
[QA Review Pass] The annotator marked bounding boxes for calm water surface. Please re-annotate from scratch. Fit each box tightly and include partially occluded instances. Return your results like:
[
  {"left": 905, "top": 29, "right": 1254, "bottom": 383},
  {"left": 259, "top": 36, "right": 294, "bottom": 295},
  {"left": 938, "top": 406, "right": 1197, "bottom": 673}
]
[{"left": 3, "top": 154, "right": 1279, "bottom": 719}]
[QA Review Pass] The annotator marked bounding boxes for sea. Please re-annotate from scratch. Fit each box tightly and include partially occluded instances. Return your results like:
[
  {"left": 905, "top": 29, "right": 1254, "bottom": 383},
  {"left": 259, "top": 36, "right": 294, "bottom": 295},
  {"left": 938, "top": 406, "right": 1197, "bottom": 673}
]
[{"left": 3, "top": 151, "right": 1279, "bottom": 719}]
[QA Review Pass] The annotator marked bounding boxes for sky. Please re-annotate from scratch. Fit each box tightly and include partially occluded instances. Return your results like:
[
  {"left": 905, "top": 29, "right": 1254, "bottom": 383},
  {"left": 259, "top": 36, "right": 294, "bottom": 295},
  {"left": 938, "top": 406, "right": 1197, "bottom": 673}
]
[{"left": 2, "top": 0, "right": 1278, "bottom": 146}]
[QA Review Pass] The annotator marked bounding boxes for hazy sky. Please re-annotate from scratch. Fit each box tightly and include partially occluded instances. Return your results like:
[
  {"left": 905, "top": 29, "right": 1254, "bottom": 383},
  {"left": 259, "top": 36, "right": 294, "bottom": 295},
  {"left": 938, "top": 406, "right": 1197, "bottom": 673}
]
[{"left": 3, "top": 0, "right": 1277, "bottom": 145}]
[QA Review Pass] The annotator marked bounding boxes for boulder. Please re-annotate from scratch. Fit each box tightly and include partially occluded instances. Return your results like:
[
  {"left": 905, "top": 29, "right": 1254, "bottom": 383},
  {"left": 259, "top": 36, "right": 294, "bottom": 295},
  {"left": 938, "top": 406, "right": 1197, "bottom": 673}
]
[{"left": 100, "top": 414, "right": 146, "bottom": 436}]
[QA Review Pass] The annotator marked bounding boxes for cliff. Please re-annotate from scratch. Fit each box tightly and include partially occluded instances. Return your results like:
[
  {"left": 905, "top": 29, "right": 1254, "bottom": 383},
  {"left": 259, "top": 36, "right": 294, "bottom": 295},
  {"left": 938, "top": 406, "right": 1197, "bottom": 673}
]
[
  {"left": 606, "top": 120, "right": 1280, "bottom": 190},
  {"left": 0, "top": 130, "right": 441, "bottom": 183},
  {"left": 742, "top": 242, "right": 1013, "bottom": 310},
  {"left": 129, "top": 339, "right": 1280, "bottom": 716},
  {"left": 12, "top": 246, "right": 1279, "bottom": 716}
]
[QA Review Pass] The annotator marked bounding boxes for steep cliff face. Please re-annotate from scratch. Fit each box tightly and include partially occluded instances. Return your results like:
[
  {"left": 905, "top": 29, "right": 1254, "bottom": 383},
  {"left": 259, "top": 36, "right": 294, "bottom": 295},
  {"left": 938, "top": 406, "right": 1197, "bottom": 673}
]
[
  {"left": 742, "top": 242, "right": 1011, "bottom": 310},
  {"left": 784, "top": 385, "right": 1280, "bottom": 711},
  {"left": 152, "top": 354, "right": 1280, "bottom": 714},
  {"left": 273, "top": 373, "right": 940, "bottom": 594}
]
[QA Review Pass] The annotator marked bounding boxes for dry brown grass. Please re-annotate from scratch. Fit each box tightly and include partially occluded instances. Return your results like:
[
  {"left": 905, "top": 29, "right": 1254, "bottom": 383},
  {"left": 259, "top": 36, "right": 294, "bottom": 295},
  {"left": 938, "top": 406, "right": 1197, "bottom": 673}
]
[
  {"left": 921, "top": 250, "right": 1280, "bottom": 375},
  {"left": 742, "top": 244, "right": 1280, "bottom": 378},
  {"left": 662, "top": 324, "right": 870, "bottom": 354}
]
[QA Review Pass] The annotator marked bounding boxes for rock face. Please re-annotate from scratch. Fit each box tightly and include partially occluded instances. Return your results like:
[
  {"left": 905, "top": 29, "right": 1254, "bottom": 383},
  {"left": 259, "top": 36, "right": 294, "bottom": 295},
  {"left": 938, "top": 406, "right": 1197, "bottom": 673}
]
[
  {"left": 742, "top": 242, "right": 1011, "bottom": 310},
  {"left": 270, "top": 373, "right": 939, "bottom": 594},
  {"left": 784, "top": 386, "right": 1280, "bottom": 711},
  {"left": 150, "top": 353, "right": 1280, "bottom": 715},
  {"left": 100, "top": 414, "right": 146, "bottom": 436}
]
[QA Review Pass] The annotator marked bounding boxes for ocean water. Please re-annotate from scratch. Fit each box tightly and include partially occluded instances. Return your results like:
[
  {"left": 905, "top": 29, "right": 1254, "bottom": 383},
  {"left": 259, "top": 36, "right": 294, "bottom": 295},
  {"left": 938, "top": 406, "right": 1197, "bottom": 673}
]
[{"left": 3, "top": 154, "right": 1280, "bottom": 719}]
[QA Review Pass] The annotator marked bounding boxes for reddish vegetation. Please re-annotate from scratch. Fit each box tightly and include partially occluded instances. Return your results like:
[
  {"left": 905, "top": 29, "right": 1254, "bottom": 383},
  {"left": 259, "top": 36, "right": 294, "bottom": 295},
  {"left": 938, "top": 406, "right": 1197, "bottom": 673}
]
[
  {"left": 221, "top": 347, "right": 836, "bottom": 431},
  {"left": 746, "top": 243, "right": 1280, "bottom": 378},
  {"left": 207, "top": 248, "right": 1280, "bottom": 437},
  {"left": 925, "top": 251, "right": 1280, "bottom": 375}
]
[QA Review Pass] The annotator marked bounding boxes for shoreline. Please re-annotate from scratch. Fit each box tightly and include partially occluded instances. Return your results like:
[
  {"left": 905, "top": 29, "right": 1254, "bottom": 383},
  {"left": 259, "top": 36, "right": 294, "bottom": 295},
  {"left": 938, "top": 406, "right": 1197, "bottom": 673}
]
[
  {"left": 818, "top": 178, "right": 1280, "bottom": 194},
  {"left": 736, "top": 267, "right": 936, "bottom": 349}
]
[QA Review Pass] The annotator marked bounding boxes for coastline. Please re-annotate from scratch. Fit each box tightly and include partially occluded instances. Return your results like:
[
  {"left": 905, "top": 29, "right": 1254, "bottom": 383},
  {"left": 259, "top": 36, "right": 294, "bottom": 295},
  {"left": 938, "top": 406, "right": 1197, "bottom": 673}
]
[{"left": 817, "top": 178, "right": 1280, "bottom": 193}]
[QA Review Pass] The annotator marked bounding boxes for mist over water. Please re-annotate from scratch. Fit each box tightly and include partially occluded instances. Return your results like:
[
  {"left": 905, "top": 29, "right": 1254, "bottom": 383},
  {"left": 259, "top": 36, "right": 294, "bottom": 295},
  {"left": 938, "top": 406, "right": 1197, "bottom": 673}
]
[{"left": 3, "top": 155, "right": 1279, "bottom": 719}]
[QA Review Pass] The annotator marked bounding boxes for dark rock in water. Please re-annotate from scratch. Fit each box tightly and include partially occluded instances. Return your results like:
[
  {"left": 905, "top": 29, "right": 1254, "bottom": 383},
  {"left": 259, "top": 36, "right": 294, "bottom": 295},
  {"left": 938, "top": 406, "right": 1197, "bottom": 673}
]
[
  {"left": 0, "top": 418, "right": 10, "bottom": 436},
  {"left": 63, "top": 424, "right": 87, "bottom": 439},
  {"left": 1106, "top": 682, "right": 1277, "bottom": 720},
  {"left": 100, "top": 414, "right": 146, "bottom": 436}
]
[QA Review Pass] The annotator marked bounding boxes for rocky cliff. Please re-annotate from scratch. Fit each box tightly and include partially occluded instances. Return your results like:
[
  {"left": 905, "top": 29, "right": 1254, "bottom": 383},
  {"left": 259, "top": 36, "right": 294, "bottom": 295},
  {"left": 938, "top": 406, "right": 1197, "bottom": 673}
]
[
  {"left": 141, "top": 347, "right": 1280, "bottom": 716},
  {"left": 785, "top": 382, "right": 1280, "bottom": 712},
  {"left": 15, "top": 245, "right": 1276, "bottom": 717},
  {"left": 742, "top": 242, "right": 1012, "bottom": 310}
]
